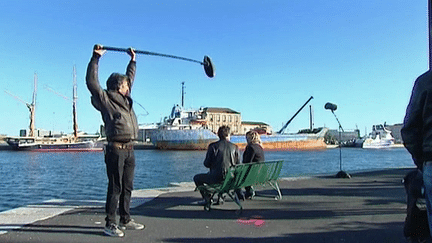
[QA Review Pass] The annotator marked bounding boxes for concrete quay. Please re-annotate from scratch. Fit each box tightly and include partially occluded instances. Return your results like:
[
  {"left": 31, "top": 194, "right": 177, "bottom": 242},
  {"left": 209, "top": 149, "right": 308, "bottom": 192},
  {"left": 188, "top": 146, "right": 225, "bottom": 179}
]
[{"left": 0, "top": 168, "right": 416, "bottom": 243}]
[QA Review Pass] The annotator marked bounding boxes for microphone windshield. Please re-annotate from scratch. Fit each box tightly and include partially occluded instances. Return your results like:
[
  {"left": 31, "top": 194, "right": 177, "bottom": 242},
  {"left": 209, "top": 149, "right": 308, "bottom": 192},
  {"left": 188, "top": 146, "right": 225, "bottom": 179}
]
[{"left": 324, "top": 102, "right": 337, "bottom": 111}]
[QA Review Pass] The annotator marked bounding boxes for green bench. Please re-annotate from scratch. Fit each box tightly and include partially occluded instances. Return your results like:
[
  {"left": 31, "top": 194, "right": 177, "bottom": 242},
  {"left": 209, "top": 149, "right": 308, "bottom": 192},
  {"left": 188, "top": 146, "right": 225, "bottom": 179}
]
[{"left": 196, "top": 160, "right": 284, "bottom": 212}]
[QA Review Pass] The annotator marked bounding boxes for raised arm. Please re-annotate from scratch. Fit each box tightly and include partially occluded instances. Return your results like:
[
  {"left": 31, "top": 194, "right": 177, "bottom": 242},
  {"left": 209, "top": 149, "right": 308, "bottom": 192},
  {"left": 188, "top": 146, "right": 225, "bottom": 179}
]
[
  {"left": 126, "top": 47, "right": 136, "bottom": 89},
  {"left": 86, "top": 45, "right": 106, "bottom": 97}
]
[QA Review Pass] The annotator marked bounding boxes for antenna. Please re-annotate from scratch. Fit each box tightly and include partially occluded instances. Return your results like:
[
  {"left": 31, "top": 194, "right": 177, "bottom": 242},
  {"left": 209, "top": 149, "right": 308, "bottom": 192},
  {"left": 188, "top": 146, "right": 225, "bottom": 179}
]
[{"left": 181, "top": 81, "right": 185, "bottom": 107}]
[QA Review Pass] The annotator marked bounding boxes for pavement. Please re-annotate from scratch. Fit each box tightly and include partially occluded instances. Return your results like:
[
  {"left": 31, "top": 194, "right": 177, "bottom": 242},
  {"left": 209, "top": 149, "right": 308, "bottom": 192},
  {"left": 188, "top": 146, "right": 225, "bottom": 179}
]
[{"left": 0, "top": 168, "right": 416, "bottom": 243}]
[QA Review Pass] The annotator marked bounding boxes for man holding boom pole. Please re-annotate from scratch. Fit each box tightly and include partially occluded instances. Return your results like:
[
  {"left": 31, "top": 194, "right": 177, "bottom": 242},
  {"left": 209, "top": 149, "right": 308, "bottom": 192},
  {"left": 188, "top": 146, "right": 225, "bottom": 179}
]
[{"left": 86, "top": 44, "right": 144, "bottom": 237}]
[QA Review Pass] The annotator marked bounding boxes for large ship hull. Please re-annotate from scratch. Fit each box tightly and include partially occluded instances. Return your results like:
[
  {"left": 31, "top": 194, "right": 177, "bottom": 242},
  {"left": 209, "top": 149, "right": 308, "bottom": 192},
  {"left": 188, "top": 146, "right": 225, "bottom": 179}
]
[
  {"left": 231, "top": 131, "right": 327, "bottom": 151},
  {"left": 148, "top": 128, "right": 328, "bottom": 151},
  {"left": 147, "top": 129, "right": 219, "bottom": 150}
]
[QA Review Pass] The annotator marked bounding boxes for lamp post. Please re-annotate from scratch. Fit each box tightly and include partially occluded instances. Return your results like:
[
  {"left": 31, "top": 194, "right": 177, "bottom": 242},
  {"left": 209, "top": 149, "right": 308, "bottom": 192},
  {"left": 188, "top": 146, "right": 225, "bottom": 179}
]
[{"left": 325, "top": 102, "right": 351, "bottom": 178}]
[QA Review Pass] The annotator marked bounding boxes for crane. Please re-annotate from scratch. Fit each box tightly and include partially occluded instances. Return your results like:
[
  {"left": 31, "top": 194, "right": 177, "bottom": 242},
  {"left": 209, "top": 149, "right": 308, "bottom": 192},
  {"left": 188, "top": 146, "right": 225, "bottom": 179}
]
[{"left": 277, "top": 96, "right": 314, "bottom": 134}]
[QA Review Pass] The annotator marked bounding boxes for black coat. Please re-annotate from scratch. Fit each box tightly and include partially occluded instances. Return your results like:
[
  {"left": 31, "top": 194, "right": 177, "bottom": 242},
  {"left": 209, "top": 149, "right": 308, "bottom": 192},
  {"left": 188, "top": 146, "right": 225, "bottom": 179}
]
[
  {"left": 243, "top": 143, "right": 265, "bottom": 163},
  {"left": 203, "top": 139, "right": 240, "bottom": 180},
  {"left": 86, "top": 54, "right": 138, "bottom": 142},
  {"left": 402, "top": 70, "right": 432, "bottom": 168}
]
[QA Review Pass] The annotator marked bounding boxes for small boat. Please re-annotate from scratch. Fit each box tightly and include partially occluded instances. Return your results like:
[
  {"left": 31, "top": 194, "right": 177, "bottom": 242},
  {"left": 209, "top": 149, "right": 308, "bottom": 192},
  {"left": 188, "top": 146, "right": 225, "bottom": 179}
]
[{"left": 361, "top": 124, "right": 395, "bottom": 149}]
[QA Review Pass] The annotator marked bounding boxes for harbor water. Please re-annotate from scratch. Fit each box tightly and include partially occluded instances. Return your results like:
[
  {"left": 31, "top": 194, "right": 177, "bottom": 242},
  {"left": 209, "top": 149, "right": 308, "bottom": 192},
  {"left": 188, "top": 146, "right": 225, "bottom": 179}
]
[{"left": 0, "top": 147, "right": 413, "bottom": 213}]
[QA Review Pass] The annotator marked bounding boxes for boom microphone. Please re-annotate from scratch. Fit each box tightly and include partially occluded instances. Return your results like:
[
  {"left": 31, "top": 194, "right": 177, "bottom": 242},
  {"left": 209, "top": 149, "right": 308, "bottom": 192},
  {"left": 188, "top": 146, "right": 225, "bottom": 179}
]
[{"left": 324, "top": 102, "right": 337, "bottom": 111}]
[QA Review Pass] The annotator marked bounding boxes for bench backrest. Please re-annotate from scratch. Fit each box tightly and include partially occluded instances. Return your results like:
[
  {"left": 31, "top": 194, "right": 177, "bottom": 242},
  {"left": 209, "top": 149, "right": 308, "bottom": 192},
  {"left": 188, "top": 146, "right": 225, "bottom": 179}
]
[{"left": 219, "top": 160, "right": 284, "bottom": 192}]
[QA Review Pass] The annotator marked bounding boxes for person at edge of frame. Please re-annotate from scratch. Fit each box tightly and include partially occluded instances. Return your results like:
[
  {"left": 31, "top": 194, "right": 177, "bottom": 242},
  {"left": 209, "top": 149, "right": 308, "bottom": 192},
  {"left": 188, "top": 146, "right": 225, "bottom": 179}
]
[
  {"left": 241, "top": 130, "right": 265, "bottom": 199},
  {"left": 402, "top": 69, "right": 432, "bottom": 243},
  {"left": 193, "top": 125, "right": 241, "bottom": 205},
  {"left": 86, "top": 44, "right": 145, "bottom": 237}
]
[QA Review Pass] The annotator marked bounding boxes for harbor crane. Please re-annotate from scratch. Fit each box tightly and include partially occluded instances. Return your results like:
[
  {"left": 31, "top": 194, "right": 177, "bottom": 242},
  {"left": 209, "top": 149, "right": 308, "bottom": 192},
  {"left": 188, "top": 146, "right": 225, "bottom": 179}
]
[{"left": 277, "top": 96, "right": 314, "bottom": 134}]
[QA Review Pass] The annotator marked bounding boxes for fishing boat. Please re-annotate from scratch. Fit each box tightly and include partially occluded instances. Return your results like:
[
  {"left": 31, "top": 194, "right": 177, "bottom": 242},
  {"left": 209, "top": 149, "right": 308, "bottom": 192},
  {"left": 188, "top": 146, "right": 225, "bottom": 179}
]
[
  {"left": 361, "top": 124, "right": 395, "bottom": 149},
  {"left": 5, "top": 68, "right": 103, "bottom": 152}
]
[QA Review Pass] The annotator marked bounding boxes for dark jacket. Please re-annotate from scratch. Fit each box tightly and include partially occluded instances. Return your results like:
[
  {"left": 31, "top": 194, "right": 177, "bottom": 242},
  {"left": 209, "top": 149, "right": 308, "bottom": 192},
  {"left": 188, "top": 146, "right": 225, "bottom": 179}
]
[
  {"left": 243, "top": 143, "right": 265, "bottom": 163},
  {"left": 204, "top": 139, "right": 240, "bottom": 181},
  {"left": 402, "top": 70, "right": 432, "bottom": 168},
  {"left": 86, "top": 54, "right": 138, "bottom": 142}
]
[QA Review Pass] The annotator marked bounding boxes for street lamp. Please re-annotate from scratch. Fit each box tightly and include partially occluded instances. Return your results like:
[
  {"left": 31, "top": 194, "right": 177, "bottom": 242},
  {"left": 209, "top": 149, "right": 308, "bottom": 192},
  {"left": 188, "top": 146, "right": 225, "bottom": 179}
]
[{"left": 325, "top": 102, "right": 351, "bottom": 178}]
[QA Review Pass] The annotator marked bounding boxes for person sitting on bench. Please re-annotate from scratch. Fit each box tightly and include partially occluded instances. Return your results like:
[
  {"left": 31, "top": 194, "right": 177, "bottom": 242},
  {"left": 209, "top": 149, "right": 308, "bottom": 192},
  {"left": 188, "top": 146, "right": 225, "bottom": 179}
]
[
  {"left": 193, "top": 126, "right": 241, "bottom": 205},
  {"left": 242, "top": 130, "right": 265, "bottom": 199}
]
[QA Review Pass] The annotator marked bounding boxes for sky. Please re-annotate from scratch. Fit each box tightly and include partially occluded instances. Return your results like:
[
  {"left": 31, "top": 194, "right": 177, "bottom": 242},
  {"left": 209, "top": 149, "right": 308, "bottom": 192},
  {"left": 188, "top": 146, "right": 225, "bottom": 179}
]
[{"left": 0, "top": 1, "right": 429, "bottom": 137}]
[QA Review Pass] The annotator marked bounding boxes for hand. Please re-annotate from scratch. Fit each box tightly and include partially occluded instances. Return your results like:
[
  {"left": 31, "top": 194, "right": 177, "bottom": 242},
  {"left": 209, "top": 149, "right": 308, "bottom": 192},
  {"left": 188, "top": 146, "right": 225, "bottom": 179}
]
[
  {"left": 127, "top": 47, "right": 136, "bottom": 61},
  {"left": 93, "top": 44, "right": 106, "bottom": 57}
]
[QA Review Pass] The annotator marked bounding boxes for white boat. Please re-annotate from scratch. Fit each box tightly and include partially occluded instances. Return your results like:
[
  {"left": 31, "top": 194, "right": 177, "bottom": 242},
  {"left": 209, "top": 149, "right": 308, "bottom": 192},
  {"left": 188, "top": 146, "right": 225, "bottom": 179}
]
[{"left": 362, "top": 124, "right": 395, "bottom": 149}]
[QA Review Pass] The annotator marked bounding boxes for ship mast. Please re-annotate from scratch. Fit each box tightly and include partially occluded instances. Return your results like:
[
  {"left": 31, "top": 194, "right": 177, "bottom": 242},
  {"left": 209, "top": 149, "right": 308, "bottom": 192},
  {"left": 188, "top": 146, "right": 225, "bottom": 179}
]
[
  {"left": 5, "top": 73, "right": 37, "bottom": 137},
  {"left": 181, "top": 81, "right": 185, "bottom": 107},
  {"left": 29, "top": 73, "right": 37, "bottom": 137},
  {"left": 72, "top": 65, "right": 78, "bottom": 138}
]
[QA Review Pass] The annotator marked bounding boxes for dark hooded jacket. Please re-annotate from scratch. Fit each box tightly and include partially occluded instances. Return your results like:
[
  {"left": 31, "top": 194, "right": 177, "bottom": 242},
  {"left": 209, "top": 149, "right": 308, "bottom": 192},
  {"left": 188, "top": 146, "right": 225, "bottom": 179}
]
[
  {"left": 86, "top": 54, "right": 138, "bottom": 142},
  {"left": 402, "top": 70, "right": 432, "bottom": 168}
]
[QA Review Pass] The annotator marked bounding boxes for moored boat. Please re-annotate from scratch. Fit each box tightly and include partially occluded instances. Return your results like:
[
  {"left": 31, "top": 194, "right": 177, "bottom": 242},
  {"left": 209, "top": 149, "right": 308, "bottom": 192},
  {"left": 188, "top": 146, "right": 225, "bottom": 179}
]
[
  {"left": 146, "top": 84, "right": 327, "bottom": 151},
  {"left": 230, "top": 128, "right": 328, "bottom": 151},
  {"left": 361, "top": 124, "right": 395, "bottom": 149},
  {"left": 5, "top": 135, "right": 103, "bottom": 152},
  {"left": 5, "top": 67, "right": 102, "bottom": 152}
]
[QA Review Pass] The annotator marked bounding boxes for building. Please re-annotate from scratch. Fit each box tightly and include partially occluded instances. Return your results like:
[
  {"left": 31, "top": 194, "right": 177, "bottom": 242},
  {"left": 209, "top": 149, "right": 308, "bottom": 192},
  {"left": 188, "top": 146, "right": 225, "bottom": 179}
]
[
  {"left": 241, "top": 121, "right": 273, "bottom": 135},
  {"left": 386, "top": 123, "right": 403, "bottom": 144},
  {"left": 203, "top": 107, "right": 242, "bottom": 134},
  {"left": 202, "top": 107, "right": 273, "bottom": 135},
  {"left": 326, "top": 129, "right": 360, "bottom": 144}
]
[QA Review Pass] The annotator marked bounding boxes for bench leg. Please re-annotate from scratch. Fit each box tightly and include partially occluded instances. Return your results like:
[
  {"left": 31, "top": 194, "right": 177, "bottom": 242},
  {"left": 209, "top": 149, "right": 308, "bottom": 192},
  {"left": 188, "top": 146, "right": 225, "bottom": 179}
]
[
  {"left": 202, "top": 191, "right": 217, "bottom": 211},
  {"left": 226, "top": 190, "right": 243, "bottom": 212},
  {"left": 268, "top": 181, "right": 282, "bottom": 200}
]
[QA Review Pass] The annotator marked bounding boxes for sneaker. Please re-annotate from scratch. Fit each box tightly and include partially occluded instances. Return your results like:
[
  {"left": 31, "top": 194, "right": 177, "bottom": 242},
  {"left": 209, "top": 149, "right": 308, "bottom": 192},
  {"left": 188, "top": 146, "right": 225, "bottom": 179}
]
[
  {"left": 119, "top": 219, "right": 145, "bottom": 230},
  {"left": 104, "top": 223, "right": 124, "bottom": 237},
  {"left": 245, "top": 191, "right": 256, "bottom": 200}
]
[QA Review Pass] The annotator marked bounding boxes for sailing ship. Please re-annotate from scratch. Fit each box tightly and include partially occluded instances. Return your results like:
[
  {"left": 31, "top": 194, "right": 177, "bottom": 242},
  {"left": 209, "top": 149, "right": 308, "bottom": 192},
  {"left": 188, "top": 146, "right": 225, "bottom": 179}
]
[{"left": 5, "top": 68, "right": 103, "bottom": 152}]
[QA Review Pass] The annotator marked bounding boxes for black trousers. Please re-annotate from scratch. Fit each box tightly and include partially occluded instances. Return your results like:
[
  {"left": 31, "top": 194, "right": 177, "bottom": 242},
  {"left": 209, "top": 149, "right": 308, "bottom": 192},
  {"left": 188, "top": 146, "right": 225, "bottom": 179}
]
[
  {"left": 194, "top": 173, "right": 222, "bottom": 199},
  {"left": 104, "top": 145, "right": 135, "bottom": 226}
]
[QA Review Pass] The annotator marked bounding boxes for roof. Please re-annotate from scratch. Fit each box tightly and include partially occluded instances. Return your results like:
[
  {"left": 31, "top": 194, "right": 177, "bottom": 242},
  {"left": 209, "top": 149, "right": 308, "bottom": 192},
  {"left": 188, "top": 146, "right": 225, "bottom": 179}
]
[
  {"left": 204, "top": 107, "right": 240, "bottom": 114},
  {"left": 241, "top": 121, "right": 269, "bottom": 126}
]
